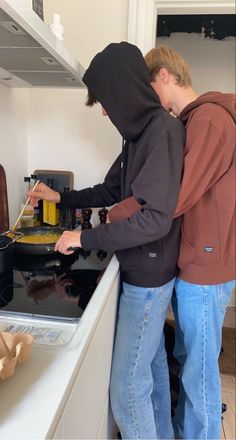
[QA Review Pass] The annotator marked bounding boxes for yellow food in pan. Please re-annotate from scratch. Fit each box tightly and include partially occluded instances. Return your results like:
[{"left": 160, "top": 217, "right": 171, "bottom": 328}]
[
  {"left": 18, "top": 233, "right": 61, "bottom": 244},
  {"left": 8, "top": 232, "right": 61, "bottom": 244}
]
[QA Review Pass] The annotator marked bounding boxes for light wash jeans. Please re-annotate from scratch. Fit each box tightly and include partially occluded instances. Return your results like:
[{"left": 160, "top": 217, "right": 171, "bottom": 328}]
[
  {"left": 172, "top": 278, "right": 235, "bottom": 440},
  {"left": 110, "top": 279, "right": 175, "bottom": 440}
]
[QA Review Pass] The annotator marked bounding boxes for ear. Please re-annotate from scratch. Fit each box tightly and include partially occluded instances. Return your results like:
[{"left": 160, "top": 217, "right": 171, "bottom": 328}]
[{"left": 159, "top": 67, "right": 170, "bottom": 84}]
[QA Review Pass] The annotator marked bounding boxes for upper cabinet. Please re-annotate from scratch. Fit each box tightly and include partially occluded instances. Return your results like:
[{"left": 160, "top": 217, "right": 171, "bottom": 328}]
[{"left": 0, "top": 0, "right": 85, "bottom": 88}]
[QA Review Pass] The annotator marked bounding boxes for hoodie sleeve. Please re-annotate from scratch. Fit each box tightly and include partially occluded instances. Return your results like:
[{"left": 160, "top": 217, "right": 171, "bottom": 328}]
[
  {"left": 108, "top": 196, "right": 141, "bottom": 222},
  {"left": 81, "top": 126, "right": 184, "bottom": 251},
  {"left": 175, "top": 112, "right": 235, "bottom": 217},
  {"left": 60, "top": 154, "right": 122, "bottom": 208}
]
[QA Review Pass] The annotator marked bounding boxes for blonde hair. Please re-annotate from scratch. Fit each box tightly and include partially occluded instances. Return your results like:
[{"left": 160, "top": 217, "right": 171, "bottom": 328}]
[{"left": 145, "top": 45, "right": 192, "bottom": 87}]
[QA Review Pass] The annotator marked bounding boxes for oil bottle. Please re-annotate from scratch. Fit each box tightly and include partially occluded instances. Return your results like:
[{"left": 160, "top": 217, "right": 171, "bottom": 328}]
[{"left": 43, "top": 178, "right": 59, "bottom": 226}]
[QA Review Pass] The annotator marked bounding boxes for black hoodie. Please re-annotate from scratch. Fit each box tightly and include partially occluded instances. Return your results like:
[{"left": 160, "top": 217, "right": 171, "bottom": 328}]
[{"left": 61, "top": 42, "right": 185, "bottom": 287}]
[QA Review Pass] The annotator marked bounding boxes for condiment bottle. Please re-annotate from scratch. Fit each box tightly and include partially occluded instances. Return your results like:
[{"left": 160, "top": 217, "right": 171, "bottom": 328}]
[
  {"left": 59, "top": 186, "right": 75, "bottom": 230},
  {"left": 43, "top": 178, "right": 59, "bottom": 226}
]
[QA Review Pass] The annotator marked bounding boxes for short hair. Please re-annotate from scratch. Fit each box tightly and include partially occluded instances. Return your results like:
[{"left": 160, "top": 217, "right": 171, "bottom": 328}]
[
  {"left": 145, "top": 45, "right": 192, "bottom": 87},
  {"left": 85, "top": 89, "right": 97, "bottom": 106}
]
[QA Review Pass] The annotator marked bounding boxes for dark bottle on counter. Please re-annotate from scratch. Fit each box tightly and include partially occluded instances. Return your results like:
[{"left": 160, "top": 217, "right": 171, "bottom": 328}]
[
  {"left": 97, "top": 207, "right": 108, "bottom": 261},
  {"left": 98, "top": 207, "right": 108, "bottom": 224},
  {"left": 59, "top": 186, "right": 75, "bottom": 230},
  {"left": 80, "top": 208, "right": 93, "bottom": 258},
  {"left": 82, "top": 208, "right": 93, "bottom": 230}
]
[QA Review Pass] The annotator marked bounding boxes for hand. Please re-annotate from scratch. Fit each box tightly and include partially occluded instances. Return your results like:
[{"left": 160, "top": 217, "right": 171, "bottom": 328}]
[
  {"left": 27, "top": 182, "right": 60, "bottom": 207},
  {"left": 55, "top": 230, "right": 82, "bottom": 255}
]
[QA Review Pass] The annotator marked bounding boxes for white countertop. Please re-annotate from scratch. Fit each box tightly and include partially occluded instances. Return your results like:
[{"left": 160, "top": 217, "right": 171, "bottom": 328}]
[{"left": 0, "top": 255, "right": 119, "bottom": 439}]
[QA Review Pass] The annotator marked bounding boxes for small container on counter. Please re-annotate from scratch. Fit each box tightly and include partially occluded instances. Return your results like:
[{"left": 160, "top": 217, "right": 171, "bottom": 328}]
[{"left": 20, "top": 177, "right": 34, "bottom": 228}]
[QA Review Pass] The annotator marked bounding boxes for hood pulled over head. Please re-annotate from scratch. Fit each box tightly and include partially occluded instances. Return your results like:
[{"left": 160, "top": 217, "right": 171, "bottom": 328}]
[{"left": 82, "top": 42, "right": 162, "bottom": 141}]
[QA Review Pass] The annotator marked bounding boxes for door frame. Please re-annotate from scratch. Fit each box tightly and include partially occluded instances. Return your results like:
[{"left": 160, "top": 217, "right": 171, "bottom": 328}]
[{"left": 127, "top": 0, "right": 235, "bottom": 54}]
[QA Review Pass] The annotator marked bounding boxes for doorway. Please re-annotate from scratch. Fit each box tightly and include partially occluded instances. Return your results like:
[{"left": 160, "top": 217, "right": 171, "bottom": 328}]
[{"left": 156, "top": 14, "right": 236, "bottom": 93}]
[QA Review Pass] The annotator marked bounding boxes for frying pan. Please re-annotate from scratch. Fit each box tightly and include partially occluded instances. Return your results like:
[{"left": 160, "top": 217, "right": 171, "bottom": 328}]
[{"left": 12, "top": 226, "right": 64, "bottom": 255}]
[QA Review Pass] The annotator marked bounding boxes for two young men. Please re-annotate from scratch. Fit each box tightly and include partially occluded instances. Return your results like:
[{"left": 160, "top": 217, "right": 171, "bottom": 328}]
[
  {"left": 29, "top": 42, "right": 235, "bottom": 440},
  {"left": 110, "top": 45, "right": 235, "bottom": 440},
  {"left": 29, "top": 42, "right": 185, "bottom": 439}
]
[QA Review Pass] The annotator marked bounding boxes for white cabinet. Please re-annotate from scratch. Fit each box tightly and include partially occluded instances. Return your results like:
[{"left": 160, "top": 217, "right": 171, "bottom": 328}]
[
  {"left": 0, "top": 257, "right": 120, "bottom": 440},
  {"left": 52, "top": 418, "right": 64, "bottom": 440},
  {"left": 50, "top": 271, "right": 120, "bottom": 440},
  {"left": 97, "top": 395, "right": 116, "bottom": 440}
]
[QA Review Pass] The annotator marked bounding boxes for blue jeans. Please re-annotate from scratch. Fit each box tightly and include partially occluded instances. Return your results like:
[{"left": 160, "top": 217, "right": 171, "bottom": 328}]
[
  {"left": 172, "top": 278, "right": 235, "bottom": 440},
  {"left": 110, "top": 279, "right": 175, "bottom": 440}
]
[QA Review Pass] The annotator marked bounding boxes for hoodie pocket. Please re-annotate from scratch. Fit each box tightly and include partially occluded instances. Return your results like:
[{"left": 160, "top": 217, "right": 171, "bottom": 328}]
[
  {"left": 115, "top": 247, "right": 141, "bottom": 272},
  {"left": 178, "top": 226, "right": 196, "bottom": 268},
  {"left": 137, "top": 242, "right": 163, "bottom": 274}
]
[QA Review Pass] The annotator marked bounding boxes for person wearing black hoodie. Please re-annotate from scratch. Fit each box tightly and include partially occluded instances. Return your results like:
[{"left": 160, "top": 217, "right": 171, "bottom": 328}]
[{"left": 29, "top": 42, "right": 185, "bottom": 439}]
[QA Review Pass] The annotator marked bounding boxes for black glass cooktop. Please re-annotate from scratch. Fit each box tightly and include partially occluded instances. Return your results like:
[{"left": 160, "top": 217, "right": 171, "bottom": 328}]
[{"left": 0, "top": 250, "right": 111, "bottom": 324}]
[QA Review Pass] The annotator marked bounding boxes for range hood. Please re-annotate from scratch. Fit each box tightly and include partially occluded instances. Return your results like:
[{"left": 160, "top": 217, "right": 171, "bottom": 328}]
[{"left": 0, "top": 0, "right": 85, "bottom": 88}]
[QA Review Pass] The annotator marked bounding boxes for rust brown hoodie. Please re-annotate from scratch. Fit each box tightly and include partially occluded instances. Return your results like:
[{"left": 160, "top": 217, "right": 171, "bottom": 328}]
[
  {"left": 176, "top": 91, "right": 235, "bottom": 284},
  {"left": 108, "top": 92, "right": 235, "bottom": 284}
]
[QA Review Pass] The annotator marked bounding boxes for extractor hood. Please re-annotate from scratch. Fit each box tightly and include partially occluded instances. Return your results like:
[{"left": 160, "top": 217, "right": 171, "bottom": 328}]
[{"left": 0, "top": 0, "right": 85, "bottom": 88}]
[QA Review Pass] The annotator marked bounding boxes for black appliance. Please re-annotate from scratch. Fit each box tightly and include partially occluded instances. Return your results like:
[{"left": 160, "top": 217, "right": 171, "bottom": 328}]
[{"left": 0, "top": 250, "right": 111, "bottom": 324}]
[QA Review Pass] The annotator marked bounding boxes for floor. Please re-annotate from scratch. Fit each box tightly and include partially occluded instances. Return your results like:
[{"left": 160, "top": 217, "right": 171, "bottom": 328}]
[
  {"left": 220, "top": 327, "right": 236, "bottom": 440},
  {"left": 221, "top": 374, "right": 235, "bottom": 440},
  {"left": 114, "top": 326, "right": 236, "bottom": 440}
]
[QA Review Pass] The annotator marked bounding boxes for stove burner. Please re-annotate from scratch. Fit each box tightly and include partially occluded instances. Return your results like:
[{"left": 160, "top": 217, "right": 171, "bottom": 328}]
[{"left": 0, "top": 251, "right": 111, "bottom": 323}]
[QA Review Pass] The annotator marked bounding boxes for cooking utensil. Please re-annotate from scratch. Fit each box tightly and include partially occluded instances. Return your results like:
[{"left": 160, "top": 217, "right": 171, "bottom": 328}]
[
  {"left": 12, "top": 179, "right": 40, "bottom": 231},
  {"left": 13, "top": 226, "right": 65, "bottom": 255},
  {"left": 0, "top": 179, "right": 40, "bottom": 272}
]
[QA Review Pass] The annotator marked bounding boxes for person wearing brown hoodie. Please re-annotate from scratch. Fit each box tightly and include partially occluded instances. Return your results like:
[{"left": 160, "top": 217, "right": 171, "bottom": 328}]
[{"left": 108, "top": 45, "right": 235, "bottom": 440}]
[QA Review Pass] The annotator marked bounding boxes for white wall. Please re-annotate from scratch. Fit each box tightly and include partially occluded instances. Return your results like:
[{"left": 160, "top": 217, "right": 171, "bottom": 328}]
[
  {"left": 156, "top": 33, "right": 236, "bottom": 94},
  {"left": 0, "top": 84, "right": 29, "bottom": 223},
  {"left": 0, "top": 0, "right": 128, "bottom": 225},
  {"left": 27, "top": 0, "right": 129, "bottom": 192},
  {"left": 43, "top": 0, "right": 129, "bottom": 68},
  {"left": 28, "top": 88, "right": 122, "bottom": 190}
]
